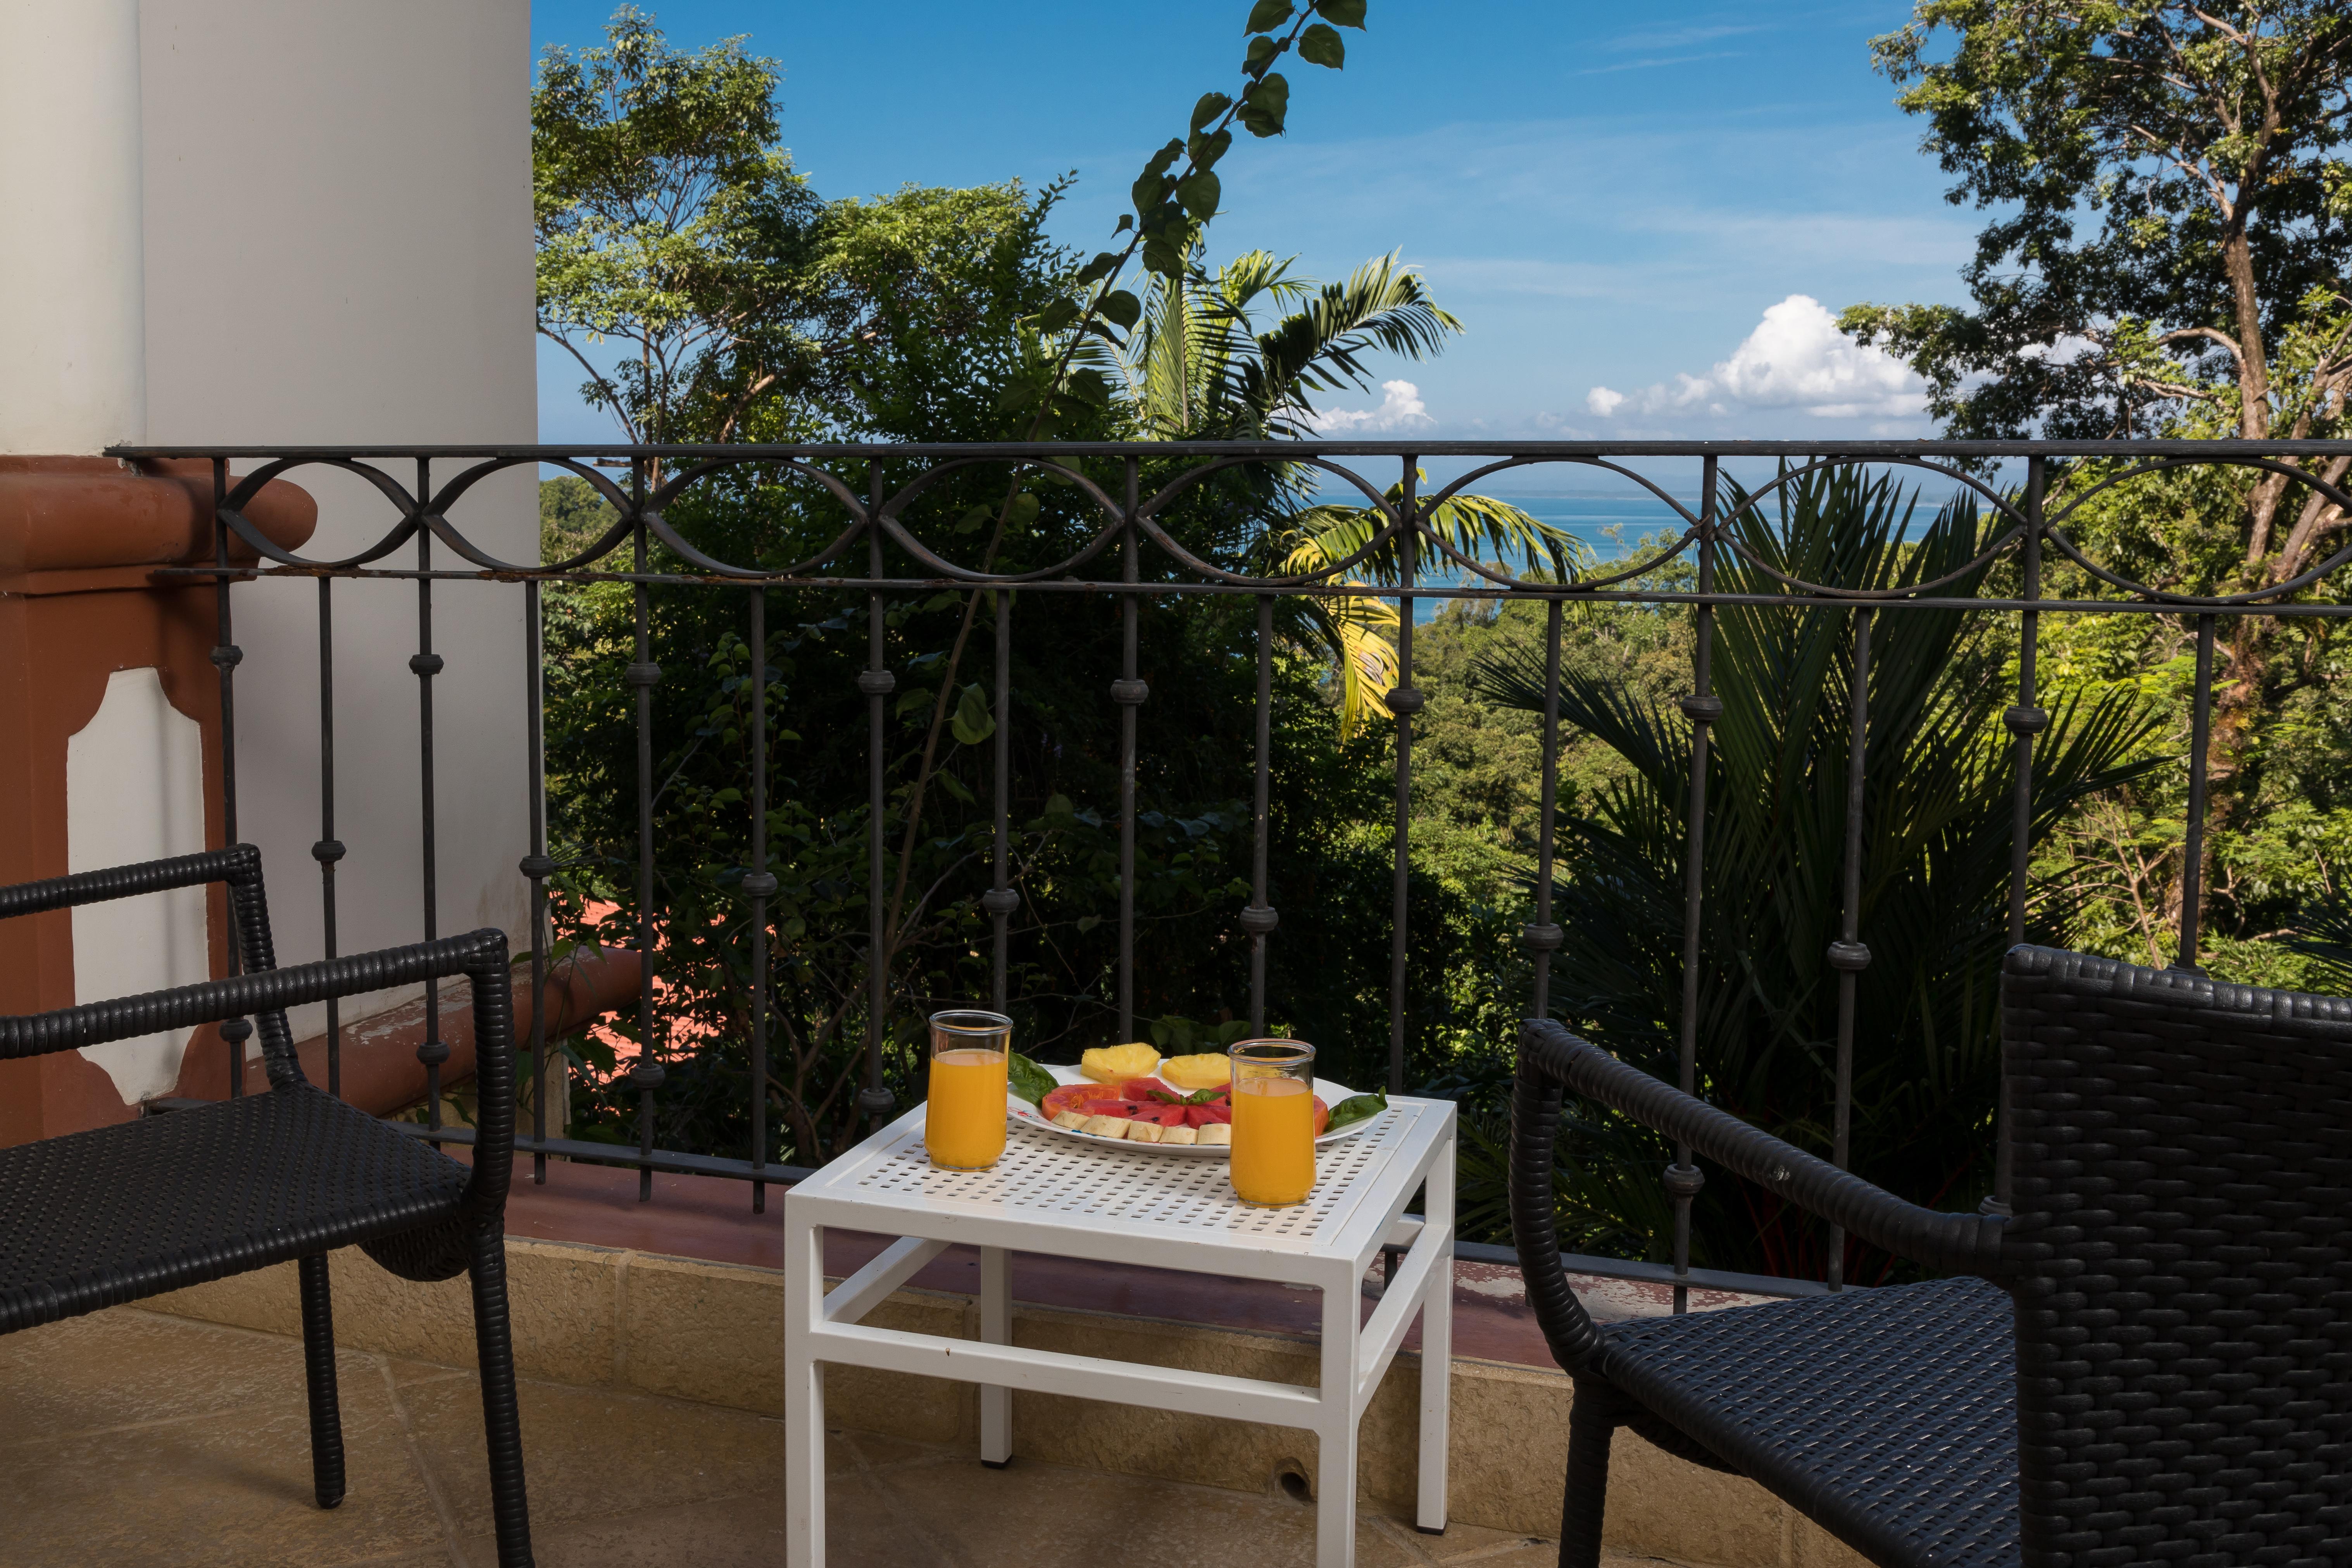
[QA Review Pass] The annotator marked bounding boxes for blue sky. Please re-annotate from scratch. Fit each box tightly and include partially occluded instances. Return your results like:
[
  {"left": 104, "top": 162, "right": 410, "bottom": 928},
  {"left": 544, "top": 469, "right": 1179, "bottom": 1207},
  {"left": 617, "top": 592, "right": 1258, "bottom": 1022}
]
[{"left": 529, "top": 2, "right": 1973, "bottom": 453}]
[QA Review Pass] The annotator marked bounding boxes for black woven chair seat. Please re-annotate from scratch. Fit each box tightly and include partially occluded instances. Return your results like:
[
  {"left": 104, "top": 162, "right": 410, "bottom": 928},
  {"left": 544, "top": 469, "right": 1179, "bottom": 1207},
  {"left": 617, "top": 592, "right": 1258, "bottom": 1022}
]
[
  {"left": 0, "top": 1083, "right": 469, "bottom": 1333},
  {"left": 1598, "top": 1276, "right": 2019, "bottom": 1567}
]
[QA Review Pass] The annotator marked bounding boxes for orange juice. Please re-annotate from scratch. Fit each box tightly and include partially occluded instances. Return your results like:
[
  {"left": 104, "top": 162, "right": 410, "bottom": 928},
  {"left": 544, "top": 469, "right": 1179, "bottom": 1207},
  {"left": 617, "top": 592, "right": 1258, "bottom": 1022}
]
[
  {"left": 1230, "top": 1075, "right": 1316, "bottom": 1206},
  {"left": 926, "top": 1048, "right": 1008, "bottom": 1170}
]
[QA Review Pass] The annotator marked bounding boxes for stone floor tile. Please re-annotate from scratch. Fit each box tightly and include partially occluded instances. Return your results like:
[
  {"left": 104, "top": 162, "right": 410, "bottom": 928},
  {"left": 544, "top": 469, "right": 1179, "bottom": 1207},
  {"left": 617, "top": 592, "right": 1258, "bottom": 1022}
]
[
  {"left": 0, "top": 1352, "right": 447, "bottom": 1568},
  {"left": 1400, "top": 1517, "right": 1556, "bottom": 1561},
  {"left": 0, "top": 1308, "right": 337, "bottom": 1440},
  {"left": 843, "top": 1428, "right": 959, "bottom": 1473},
  {"left": 452, "top": 1485, "right": 948, "bottom": 1568},
  {"left": 395, "top": 1375, "right": 789, "bottom": 1536},
  {"left": 864, "top": 1451, "right": 1421, "bottom": 1568}
]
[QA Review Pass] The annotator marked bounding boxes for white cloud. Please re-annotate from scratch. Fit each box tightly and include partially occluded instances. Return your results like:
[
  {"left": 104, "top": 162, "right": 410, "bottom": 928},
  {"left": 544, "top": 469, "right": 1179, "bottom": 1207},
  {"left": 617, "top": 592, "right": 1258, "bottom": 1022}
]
[
  {"left": 1586, "top": 295, "right": 1926, "bottom": 421},
  {"left": 1308, "top": 379, "right": 1436, "bottom": 433}
]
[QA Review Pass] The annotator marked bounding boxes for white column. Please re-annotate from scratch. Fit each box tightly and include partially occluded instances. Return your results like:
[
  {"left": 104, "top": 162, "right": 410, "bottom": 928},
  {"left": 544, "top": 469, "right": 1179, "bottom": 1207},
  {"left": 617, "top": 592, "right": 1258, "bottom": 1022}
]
[{"left": 0, "top": 0, "right": 146, "bottom": 454}]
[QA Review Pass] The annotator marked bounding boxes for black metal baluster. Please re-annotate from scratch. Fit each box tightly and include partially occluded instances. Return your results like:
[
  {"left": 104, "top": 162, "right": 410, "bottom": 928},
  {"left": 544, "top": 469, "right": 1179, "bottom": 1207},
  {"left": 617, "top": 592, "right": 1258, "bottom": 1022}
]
[
  {"left": 628, "top": 457, "right": 663, "bottom": 1198},
  {"left": 1243, "top": 594, "right": 1277, "bottom": 1030},
  {"left": 414, "top": 459, "right": 447, "bottom": 1141},
  {"left": 1668, "top": 458, "right": 1723, "bottom": 1315},
  {"left": 1114, "top": 460, "right": 1145, "bottom": 1044},
  {"left": 1825, "top": 606, "right": 1875, "bottom": 1292},
  {"left": 984, "top": 589, "right": 1017, "bottom": 1011},
  {"left": 211, "top": 458, "right": 248, "bottom": 1099},
  {"left": 521, "top": 578, "right": 554, "bottom": 1184},
  {"left": 1386, "top": 459, "right": 1421, "bottom": 1096},
  {"left": 2176, "top": 614, "right": 2217, "bottom": 972},
  {"left": 859, "top": 462, "right": 895, "bottom": 1126},
  {"left": 316, "top": 579, "right": 344, "bottom": 1099},
  {"left": 745, "top": 588, "right": 774, "bottom": 1212},
  {"left": 1993, "top": 459, "right": 2046, "bottom": 1216},
  {"left": 1523, "top": 596, "right": 1564, "bottom": 1018}
]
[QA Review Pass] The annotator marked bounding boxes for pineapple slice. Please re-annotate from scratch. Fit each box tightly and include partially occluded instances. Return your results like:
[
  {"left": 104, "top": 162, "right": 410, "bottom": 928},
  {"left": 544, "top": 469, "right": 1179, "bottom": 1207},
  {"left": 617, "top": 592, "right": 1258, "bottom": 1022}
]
[
  {"left": 1161, "top": 1053, "right": 1231, "bottom": 1091},
  {"left": 1079, "top": 1042, "right": 1161, "bottom": 1083}
]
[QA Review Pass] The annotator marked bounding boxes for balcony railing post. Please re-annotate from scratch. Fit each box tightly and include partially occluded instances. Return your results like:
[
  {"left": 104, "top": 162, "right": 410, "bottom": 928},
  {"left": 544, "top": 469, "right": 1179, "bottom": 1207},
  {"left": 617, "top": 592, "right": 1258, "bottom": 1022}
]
[
  {"left": 1993, "top": 456, "right": 2047, "bottom": 1216},
  {"left": 210, "top": 456, "right": 248, "bottom": 1098},
  {"left": 414, "top": 457, "right": 447, "bottom": 1141},
  {"left": 859, "top": 460, "right": 895, "bottom": 1127},
  {"left": 1387, "top": 457, "right": 1419, "bottom": 1096},
  {"left": 1825, "top": 604, "right": 1875, "bottom": 1292},
  {"left": 746, "top": 586, "right": 772, "bottom": 1211},
  {"left": 316, "top": 578, "right": 343, "bottom": 1100},
  {"left": 1523, "top": 595, "right": 1562, "bottom": 1017},
  {"left": 2177, "top": 613, "right": 2217, "bottom": 973},
  {"left": 1668, "top": 455, "right": 1722, "bottom": 1315},
  {"left": 521, "top": 577, "right": 551, "bottom": 1184},
  {"left": 1116, "top": 459, "right": 1143, "bottom": 1044},
  {"left": 986, "top": 587, "right": 1016, "bottom": 1012},
  {"left": 627, "top": 456, "right": 666, "bottom": 1197},
  {"left": 1245, "top": 592, "right": 1277, "bottom": 1031}
]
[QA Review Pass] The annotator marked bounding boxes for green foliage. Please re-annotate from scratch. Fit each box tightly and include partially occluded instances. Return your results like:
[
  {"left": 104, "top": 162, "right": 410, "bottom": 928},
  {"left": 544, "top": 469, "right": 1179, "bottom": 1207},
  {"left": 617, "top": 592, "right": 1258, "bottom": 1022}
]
[
  {"left": 534, "top": 9, "right": 826, "bottom": 445},
  {"left": 1471, "top": 470, "right": 2161, "bottom": 1277},
  {"left": 1843, "top": 2, "right": 2352, "bottom": 443}
]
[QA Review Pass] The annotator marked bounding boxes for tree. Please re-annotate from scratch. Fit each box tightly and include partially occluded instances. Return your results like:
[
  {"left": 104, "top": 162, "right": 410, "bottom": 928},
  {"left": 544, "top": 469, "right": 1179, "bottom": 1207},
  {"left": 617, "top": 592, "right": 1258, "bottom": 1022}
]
[
  {"left": 1844, "top": 2, "right": 2352, "bottom": 938},
  {"left": 535, "top": 7, "right": 826, "bottom": 449},
  {"left": 1473, "top": 470, "right": 2158, "bottom": 1276}
]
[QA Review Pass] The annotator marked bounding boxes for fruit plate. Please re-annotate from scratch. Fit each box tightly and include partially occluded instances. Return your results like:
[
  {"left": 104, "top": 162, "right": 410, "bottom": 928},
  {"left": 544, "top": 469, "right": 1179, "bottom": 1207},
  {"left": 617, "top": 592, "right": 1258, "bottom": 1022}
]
[{"left": 1005, "top": 1064, "right": 1384, "bottom": 1160}]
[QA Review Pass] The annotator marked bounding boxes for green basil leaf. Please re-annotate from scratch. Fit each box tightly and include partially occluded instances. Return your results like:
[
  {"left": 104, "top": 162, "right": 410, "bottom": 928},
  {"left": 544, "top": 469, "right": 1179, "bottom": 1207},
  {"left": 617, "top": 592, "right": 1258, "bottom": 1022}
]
[
  {"left": 1298, "top": 22, "right": 1344, "bottom": 67},
  {"left": 1187, "top": 1085, "right": 1228, "bottom": 1104},
  {"left": 1008, "top": 1052, "right": 1056, "bottom": 1107},
  {"left": 1323, "top": 1090, "right": 1388, "bottom": 1132}
]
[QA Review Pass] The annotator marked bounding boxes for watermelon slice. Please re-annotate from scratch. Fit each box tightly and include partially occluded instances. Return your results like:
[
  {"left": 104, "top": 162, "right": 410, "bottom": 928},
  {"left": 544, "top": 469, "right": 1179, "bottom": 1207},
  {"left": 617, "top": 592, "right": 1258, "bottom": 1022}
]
[
  {"left": 1128, "top": 1103, "right": 1190, "bottom": 1128},
  {"left": 1041, "top": 1083, "right": 1120, "bottom": 1122},
  {"left": 1184, "top": 1103, "right": 1232, "bottom": 1127},
  {"left": 1118, "top": 1077, "right": 1176, "bottom": 1102}
]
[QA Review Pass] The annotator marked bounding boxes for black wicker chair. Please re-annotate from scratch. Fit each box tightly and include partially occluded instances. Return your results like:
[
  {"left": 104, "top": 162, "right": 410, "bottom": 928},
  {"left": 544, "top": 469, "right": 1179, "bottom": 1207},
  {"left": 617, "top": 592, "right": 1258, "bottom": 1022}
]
[
  {"left": 0, "top": 845, "right": 534, "bottom": 1566},
  {"left": 1513, "top": 944, "right": 2352, "bottom": 1568}
]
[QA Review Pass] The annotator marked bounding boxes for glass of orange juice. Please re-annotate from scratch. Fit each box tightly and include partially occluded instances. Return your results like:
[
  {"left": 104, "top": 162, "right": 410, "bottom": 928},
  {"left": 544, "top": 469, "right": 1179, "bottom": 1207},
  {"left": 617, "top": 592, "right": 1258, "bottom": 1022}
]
[
  {"left": 1228, "top": 1039, "right": 1316, "bottom": 1207},
  {"left": 925, "top": 1009, "right": 1012, "bottom": 1170}
]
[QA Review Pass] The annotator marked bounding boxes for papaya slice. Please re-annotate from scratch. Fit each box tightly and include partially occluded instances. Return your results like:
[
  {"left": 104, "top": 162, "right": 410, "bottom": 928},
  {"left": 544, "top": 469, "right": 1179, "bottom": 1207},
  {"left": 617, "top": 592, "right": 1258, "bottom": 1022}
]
[{"left": 1042, "top": 1083, "right": 1119, "bottom": 1122}]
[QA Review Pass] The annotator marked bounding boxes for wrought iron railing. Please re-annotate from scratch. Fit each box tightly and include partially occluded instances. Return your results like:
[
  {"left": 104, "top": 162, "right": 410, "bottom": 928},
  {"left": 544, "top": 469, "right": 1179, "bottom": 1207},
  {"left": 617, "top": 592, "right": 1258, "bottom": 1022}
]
[{"left": 117, "top": 438, "right": 2352, "bottom": 1309}]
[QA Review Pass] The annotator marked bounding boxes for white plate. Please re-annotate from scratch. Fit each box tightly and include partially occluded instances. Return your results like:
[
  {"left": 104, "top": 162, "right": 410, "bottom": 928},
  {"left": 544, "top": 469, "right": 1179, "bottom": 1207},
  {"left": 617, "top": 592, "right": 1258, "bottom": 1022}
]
[{"left": 1005, "top": 1064, "right": 1384, "bottom": 1159}]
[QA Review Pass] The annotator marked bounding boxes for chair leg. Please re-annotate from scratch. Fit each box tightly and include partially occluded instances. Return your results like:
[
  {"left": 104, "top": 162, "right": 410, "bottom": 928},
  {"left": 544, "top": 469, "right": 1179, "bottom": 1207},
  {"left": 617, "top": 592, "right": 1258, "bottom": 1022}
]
[
  {"left": 298, "top": 1251, "right": 346, "bottom": 1509},
  {"left": 467, "top": 1223, "right": 536, "bottom": 1568},
  {"left": 1559, "top": 1377, "right": 1622, "bottom": 1568}
]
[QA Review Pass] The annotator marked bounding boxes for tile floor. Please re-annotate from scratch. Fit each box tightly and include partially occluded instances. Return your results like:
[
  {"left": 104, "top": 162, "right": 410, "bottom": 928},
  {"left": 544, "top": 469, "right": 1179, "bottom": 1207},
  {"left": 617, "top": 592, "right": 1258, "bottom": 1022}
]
[{"left": 0, "top": 1307, "right": 1671, "bottom": 1568}]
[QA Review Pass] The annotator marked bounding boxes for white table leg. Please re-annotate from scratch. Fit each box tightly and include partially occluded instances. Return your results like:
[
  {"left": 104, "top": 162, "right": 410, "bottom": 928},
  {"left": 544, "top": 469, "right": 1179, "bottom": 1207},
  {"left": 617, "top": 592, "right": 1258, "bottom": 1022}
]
[
  {"left": 979, "top": 1244, "right": 1011, "bottom": 1466},
  {"left": 1317, "top": 1261, "right": 1359, "bottom": 1568},
  {"left": 1417, "top": 1130, "right": 1457, "bottom": 1533},
  {"left": 785, "top": 1213, "right": 826, "bottom": 1568}
]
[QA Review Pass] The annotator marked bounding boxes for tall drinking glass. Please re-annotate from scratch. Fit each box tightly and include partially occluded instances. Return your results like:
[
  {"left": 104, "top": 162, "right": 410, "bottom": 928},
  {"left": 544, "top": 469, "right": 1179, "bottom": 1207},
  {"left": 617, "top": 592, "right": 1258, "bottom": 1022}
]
[
  {"left": 1228, "top": 1039, "right": 1316, "bottom": 1207},
  {"left": 926, "top": 1009, "right": 1011, "bottom": 1170}
]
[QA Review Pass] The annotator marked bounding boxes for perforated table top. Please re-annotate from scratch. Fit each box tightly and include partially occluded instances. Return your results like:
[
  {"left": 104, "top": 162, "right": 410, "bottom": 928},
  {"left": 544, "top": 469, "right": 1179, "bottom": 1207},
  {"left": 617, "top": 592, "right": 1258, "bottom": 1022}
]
[{"left": 790, "top": 1097, "right": 1452, "bottom": 1264}]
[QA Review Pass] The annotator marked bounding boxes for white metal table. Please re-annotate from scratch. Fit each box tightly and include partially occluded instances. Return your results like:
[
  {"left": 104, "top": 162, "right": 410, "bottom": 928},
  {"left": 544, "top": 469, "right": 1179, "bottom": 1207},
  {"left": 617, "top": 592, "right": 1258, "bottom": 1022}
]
[{"left": 783, "top": 1094, "right": 1457, "bottom": 1568}]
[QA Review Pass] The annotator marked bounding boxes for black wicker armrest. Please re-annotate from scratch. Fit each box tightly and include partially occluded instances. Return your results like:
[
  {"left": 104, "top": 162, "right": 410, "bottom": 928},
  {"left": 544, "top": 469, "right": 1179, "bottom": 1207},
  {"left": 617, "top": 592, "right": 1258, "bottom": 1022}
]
[
  {"left": 1522, "top": 1019, "right": 2006, "bottom": 1279},
  {"left": 0, "top": 845, "right": 303, "bottom": 1082},
  {"left": 0, "top": 929, "right": 518, "bottom": 1210}
]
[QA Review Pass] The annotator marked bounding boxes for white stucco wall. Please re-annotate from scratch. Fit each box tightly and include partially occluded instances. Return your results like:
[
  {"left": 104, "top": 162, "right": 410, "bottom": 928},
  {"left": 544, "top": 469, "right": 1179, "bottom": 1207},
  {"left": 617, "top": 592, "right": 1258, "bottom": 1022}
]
[
  {"left": 0, "top": 0, "right": 146, "bottom": 453},
  {"left": 138, "top": 0, "right": 538, "bottom": 1049},
  {"left": 66, "top": 669, "right": 211, "bottom": 1100}
]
